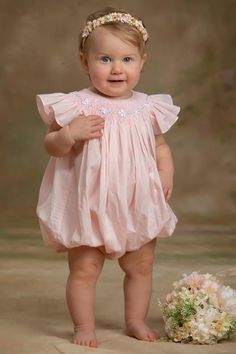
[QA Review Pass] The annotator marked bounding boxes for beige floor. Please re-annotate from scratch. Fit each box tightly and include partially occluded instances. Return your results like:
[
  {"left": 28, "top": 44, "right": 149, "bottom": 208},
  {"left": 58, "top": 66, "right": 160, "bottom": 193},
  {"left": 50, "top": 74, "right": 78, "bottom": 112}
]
[{"left": 1, "top": 223, "right": 236, "bottom": 354}]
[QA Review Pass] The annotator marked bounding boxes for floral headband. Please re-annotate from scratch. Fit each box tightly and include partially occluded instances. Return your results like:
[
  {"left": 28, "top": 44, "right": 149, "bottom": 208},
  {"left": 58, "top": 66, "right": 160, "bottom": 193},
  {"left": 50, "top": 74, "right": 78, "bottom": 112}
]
[{"left": 82, "top": 12, "right": 149, "bottom": 43}]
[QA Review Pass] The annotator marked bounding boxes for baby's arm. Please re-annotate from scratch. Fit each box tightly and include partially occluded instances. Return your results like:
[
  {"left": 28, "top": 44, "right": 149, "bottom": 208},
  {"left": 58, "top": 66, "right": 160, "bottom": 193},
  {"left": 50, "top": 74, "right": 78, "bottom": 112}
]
[
  {"left": 155, "top": 134, "right": 174, "bottom": 201},
  {"left": 44, "top": 115, "right": 104, "bottom": 157}
]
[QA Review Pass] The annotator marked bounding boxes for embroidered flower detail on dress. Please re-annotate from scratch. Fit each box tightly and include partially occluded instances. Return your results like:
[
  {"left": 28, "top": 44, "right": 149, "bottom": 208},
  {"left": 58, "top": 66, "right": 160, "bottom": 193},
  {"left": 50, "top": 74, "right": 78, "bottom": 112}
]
[
  {"left": 118, "top": 109, "right": 126, "bottom": 118},
  {"left": 81, "top": 98, "right": 90, "bottom": 106},
  {"left": 135, "top": 107, "right": 143, "bottom": 114},
  {"left": 99, "top": 107, "right": 108, "bottom": 116}
]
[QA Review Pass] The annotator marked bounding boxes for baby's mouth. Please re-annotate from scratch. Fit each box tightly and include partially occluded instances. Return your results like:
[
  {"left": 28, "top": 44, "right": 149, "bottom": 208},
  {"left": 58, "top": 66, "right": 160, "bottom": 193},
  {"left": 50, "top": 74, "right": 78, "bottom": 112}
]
[{"left": 108, "top": 79, "right": 126, "bottom": 82}]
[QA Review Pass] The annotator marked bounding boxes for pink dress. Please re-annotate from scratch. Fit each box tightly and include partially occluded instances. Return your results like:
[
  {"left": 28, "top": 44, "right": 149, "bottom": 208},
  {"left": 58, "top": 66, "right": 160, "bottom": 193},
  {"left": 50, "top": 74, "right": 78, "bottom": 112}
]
[{"left": 36, "top": 88, "right": 180, "bottom": 259}]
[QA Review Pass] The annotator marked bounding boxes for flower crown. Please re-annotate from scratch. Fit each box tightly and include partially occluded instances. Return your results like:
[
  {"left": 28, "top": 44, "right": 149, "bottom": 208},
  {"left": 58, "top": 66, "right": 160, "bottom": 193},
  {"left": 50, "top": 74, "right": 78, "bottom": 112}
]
[{"left": 82, "top": 12, "right": 149, "bottom": 43}]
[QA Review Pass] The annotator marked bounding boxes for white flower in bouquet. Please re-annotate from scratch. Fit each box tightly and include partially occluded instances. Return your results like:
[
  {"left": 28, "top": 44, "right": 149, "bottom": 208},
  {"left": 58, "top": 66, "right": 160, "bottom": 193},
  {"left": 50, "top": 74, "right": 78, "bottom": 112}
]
[
  {"left": 158, "top": 272, "right": 236, "bottom": 344},
  {"left": 218, "top": 286, "right": 236, "bottom": 317}
]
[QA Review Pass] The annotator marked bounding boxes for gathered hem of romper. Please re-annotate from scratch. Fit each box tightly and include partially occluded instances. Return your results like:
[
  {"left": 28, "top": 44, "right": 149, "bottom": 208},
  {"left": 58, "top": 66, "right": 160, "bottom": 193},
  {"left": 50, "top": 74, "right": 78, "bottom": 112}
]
[{"left": 38, "top": 214, "right": 177, "bottom": 260}]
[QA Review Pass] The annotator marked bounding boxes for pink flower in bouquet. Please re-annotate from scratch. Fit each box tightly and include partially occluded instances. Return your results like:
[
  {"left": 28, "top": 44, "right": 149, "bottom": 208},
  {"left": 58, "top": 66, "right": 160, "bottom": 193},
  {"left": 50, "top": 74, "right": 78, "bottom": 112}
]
[
  {"left": 166, "top": 292, "right": 174, "bottom": 304},
  {"left": 186, "top": 273, "right": 205, "bottom": 289},
  {"left": 202, "top": 279, "right": 220, "bottom": 293},
  {"left": 177, "top": 272, "right": 205, "bottom": 290}
]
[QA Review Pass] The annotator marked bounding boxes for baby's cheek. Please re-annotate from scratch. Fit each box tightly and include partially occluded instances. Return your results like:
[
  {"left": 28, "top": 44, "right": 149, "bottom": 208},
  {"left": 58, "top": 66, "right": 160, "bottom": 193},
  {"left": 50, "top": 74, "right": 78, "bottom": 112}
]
[
  {"left": 90, "top": 70, "right": 106, "bottom": 87},
  {"left": 129, "top": 73, "right": 141, "bottom": 88}
]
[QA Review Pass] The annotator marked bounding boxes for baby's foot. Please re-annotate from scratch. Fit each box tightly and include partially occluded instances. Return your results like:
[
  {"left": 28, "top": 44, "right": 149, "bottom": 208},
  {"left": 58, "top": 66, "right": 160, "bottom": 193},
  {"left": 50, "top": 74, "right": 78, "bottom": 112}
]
[
  {"left": 74, "top": 325, "right": 97, "bottom": 347},
  {"left": 126, "top": 320, "right": 159, "bottom": 342}
]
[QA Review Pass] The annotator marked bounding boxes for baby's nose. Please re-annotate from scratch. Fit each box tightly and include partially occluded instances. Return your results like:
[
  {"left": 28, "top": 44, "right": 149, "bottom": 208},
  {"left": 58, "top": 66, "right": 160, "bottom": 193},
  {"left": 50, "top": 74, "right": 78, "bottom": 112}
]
[{"left": 111, "top": 62, "right": 122, "bottom": 74}]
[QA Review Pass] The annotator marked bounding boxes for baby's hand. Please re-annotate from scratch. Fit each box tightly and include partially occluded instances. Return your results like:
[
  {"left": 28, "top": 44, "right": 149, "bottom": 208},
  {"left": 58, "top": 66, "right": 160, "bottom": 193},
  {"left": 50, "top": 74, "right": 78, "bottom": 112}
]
[
  {"left": 68, "top": 114, "right": 105, "bottom": 141},
  {"left": 159, "top": 170, "right": 173, "bottom": 202}
]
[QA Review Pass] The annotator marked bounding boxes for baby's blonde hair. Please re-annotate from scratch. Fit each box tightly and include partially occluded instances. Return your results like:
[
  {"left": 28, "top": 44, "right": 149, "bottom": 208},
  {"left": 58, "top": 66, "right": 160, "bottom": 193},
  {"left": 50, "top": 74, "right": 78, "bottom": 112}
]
[{"left": 79, "top": 7, "right": 148, "bottom": 55}]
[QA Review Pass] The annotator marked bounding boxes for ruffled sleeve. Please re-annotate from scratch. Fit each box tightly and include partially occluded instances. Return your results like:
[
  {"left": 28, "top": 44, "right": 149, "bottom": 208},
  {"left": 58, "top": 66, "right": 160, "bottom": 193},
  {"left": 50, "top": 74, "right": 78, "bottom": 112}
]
[
  {"left": 36, "top": 92, "right": 81, "bottom": 127},
  {"left": 148, "top": 94, "right": 180, "bottom": 135}
]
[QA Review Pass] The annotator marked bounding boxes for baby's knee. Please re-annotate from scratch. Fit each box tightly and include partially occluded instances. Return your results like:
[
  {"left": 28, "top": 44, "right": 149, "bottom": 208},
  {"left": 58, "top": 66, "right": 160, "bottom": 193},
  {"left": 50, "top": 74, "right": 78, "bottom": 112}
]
[
  {"left": 71, "top": 259, "right": 102, "bottom": 281},
  {"left": 135, "top": 259, "right": 153, "bottom": 276},
  {"left": 122, "top": 258, "right": 154, "bottom": 277}
]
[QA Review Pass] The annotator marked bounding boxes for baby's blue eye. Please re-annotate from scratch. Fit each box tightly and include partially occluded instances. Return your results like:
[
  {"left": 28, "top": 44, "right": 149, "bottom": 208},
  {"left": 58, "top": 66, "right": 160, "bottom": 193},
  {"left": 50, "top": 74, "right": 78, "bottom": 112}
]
[
  {"left": 100, "top": 56, "right": 111, "bottom": 63},
  {"left": 123, "top": 57, "right": 132, "bottom": 63}
]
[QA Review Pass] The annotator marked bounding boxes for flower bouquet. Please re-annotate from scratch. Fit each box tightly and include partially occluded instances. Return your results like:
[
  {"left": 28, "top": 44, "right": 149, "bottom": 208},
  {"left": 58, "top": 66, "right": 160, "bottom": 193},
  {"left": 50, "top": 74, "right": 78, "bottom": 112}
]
[{"left": 158, "top": 272, "right": 236, "bottom": 344}]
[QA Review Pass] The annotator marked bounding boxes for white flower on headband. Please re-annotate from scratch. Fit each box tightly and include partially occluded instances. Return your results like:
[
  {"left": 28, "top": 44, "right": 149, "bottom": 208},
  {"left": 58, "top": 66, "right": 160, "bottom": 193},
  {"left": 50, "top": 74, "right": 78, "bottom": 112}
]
[{"left": 82, "top": 12, "right": 149, "bottom": 43}]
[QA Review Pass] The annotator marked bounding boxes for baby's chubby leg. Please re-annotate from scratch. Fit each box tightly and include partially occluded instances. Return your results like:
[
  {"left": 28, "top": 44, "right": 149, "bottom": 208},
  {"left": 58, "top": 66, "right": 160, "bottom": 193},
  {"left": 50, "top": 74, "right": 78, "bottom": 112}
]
[
  {"left": 66, "top": 246, "right": 105, "bottom": 347},
  {"left": 118, "top": 238, "right": 159, "bottom": 342}
]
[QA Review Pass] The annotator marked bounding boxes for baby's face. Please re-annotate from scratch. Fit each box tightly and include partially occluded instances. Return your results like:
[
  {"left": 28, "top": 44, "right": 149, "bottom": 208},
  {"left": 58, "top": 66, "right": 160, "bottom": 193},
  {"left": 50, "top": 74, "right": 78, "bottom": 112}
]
[{"left": 80, "top": 27, "right": 146, "bottom": 99}]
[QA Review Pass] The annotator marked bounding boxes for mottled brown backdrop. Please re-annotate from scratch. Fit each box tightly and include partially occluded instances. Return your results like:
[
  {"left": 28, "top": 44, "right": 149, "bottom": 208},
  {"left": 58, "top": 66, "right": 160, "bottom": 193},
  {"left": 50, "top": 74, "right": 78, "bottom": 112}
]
[{"left": 1, "top": 0, "right": 236, "bottom": 227}]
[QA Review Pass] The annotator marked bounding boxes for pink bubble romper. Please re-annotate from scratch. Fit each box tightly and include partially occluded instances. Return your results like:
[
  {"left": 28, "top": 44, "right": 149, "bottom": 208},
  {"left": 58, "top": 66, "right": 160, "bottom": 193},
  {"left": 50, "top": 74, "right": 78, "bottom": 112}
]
[{"left": 36, "top": 88, "right": 180, "bottom": 259}]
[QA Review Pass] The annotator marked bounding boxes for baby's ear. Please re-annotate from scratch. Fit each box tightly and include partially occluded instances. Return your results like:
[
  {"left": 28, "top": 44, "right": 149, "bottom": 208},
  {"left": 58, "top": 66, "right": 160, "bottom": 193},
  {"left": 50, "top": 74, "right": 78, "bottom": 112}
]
[
  {"left": 142, "top": 53, "right": 148, "bottom": 63},
  {"left": 80, "top": 52, "right": 89, "bottom": 72},
  {"left": 140, "top": 53, "right": 147, "bottom": 71}
]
